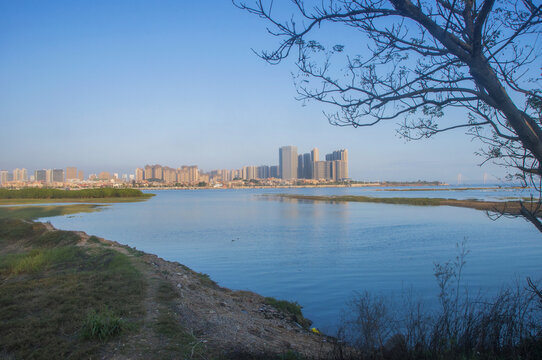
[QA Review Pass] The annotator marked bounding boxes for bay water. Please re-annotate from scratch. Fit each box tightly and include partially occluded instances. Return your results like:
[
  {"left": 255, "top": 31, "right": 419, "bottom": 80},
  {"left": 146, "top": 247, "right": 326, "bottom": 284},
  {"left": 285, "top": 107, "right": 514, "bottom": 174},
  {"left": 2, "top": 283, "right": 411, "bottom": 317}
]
[{"left": 41, "top": 187, "right": 542, "bottom": 333}]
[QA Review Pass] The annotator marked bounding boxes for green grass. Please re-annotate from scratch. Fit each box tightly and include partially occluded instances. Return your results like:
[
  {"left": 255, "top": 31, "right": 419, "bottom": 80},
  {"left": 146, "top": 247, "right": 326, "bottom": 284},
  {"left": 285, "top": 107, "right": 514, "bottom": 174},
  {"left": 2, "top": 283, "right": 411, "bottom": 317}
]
[
  {"left": 272, "top": 194, "right": 537, "bottom": 217},
  {"left": 264, "top": 297, "right": 312, "bottom": 329},
  {"left": 0, "top": 196, "right": 154, "bottom": 205},
  {"left": 0, "top": 204, "right": 105, "bottom": 220},
  {"left": 0, "top": 247, "right": 82, "bottom": 275},
  {"left": 0, "top": 187, "right": 152, "bottom": 200},
  {"left": 0, "top": 219, "right": 146, "bottom": 360},
  {"left": 80, "top": 308, "right": 124, "bottom": 341},
  {"left": 0, "top": 218, "right": 44, "bottom": 240}
]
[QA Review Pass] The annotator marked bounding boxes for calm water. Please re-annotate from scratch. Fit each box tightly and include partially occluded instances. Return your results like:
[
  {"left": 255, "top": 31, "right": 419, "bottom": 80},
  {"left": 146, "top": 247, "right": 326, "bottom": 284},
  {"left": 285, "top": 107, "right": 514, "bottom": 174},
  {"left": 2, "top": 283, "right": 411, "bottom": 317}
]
[{"left": 41, "top": 187, "right": 542, "bottom": 333}]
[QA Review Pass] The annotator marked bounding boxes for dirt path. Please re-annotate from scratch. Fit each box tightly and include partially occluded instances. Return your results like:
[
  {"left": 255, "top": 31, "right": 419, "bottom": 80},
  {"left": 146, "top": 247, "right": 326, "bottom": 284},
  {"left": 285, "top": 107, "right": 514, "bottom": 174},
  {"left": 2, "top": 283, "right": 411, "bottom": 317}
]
[{"left": 75, "top": 232, "right": 334, "bottom": 359}]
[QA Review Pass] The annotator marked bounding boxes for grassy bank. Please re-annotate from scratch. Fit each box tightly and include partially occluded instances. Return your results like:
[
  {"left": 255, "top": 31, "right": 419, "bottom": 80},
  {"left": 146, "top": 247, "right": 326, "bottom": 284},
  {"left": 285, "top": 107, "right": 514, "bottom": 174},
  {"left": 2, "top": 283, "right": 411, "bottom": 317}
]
[
  {"left": 0, "top": 217, "right": 325, "bottom": 359},
  {"left": 0, "top": 204, "right": 105, "bottom": 220},
  {"left": 0, "top": 188, "right": 154, "bottom": 205},
  {"left": 0, "top": 219, "right": 146, "bottom": 359},
  {"left": 272, "top": 194, "right": 539, "bottom": 217}
]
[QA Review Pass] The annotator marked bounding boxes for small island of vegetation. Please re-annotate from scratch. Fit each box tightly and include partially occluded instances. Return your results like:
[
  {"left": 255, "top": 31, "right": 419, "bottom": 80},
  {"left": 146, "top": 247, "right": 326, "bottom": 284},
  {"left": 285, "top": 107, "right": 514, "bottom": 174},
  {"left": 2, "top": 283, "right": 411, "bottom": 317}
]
[
  {"left": 272, "top": 194, "right": 541, "bottom": 218},
  {"left": 0, "top": 188, "right": 154, "bottom": 205}
]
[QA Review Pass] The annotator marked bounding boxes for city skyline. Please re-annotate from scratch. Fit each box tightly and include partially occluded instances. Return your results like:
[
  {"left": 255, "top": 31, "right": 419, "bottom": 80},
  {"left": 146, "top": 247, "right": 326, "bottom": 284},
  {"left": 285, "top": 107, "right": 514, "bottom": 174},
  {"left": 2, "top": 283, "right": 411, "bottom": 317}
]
[
  {"left": 0, "top": 146, "right": 349, "bottom": 186},
  {"left": 1, "top": 1, "right": 510, "bottom": 184}
]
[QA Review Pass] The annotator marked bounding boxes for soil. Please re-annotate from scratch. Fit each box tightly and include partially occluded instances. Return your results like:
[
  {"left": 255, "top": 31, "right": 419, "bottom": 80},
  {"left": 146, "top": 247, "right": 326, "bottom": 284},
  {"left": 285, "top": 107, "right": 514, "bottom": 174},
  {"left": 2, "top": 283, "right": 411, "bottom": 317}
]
[{"left": 64, "top": 224, "right": 335, "bottom": 359}]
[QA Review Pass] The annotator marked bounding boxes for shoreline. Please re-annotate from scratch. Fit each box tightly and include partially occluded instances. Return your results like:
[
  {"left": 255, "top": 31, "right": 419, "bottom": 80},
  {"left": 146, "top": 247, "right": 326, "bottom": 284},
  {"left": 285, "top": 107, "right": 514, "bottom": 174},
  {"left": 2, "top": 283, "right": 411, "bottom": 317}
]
[
  {"left": 0, "top": 218, "right": 333, "bottom": 358},
  {"left": 0, "top": 196, "right": 153, "bottom": 205}
]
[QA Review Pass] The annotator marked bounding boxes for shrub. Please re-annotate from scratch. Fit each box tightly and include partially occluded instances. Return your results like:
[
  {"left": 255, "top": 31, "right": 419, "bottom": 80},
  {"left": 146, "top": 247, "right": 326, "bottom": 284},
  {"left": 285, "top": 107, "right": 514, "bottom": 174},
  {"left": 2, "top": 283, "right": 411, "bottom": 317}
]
[
  {"left": 265, "top": 297, "right": 312, "bottom": 328},
  {"left": 336, "top": 242, "right": 542, "bottom": 359},
  {"left": 80, "top": 309, "right": 123, "bottom": 341}
]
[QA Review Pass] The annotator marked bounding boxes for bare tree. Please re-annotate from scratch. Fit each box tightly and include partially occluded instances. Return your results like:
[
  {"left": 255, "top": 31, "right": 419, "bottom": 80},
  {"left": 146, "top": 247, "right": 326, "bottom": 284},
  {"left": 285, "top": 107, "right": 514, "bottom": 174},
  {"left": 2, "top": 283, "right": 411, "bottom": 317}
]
[{"left": 235, "top": 0, "right": 542, "bottom": 229}]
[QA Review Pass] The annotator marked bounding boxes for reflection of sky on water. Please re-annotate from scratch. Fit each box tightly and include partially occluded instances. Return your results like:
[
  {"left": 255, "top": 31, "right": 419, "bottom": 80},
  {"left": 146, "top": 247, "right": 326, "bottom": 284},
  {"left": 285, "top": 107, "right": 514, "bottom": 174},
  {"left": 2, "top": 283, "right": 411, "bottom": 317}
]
[{"left": 41, "top": 188, "right": 542, "bottom": 333}]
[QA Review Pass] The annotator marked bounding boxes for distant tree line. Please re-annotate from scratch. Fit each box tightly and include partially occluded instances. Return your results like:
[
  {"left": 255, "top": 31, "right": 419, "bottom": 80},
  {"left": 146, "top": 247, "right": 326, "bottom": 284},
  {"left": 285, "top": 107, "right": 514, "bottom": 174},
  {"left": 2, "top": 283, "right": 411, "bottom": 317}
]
[{"left": 0, "top": 188, "right": 147, "bottom": 199}]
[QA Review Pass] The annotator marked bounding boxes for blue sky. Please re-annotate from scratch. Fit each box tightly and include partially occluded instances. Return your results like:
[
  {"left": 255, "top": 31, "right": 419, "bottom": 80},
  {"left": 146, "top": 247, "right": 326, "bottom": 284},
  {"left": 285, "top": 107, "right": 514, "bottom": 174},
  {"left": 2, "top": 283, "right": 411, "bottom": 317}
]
[{"left": 0, "top": 0, "right": 509, "bottom": 183}]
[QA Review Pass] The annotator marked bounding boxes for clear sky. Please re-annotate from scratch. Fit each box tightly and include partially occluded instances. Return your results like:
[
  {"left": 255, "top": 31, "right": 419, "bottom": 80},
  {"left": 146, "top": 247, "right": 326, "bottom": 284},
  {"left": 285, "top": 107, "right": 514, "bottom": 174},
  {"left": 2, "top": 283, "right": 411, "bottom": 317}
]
[{"left": 0, "top": 0, "right": 509, "bottom": 183}]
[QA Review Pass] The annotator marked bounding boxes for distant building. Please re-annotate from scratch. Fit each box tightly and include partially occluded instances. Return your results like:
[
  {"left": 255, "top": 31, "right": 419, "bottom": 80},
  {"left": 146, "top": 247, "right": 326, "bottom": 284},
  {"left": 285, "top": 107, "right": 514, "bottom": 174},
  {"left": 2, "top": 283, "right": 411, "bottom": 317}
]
[
  {"left": 77, "top": 170, "right": 84, "bottom": 181},
  {"left": 13, "top": 168, "right": 28, "bottom": 182},
  {"left": 163, "top": 167, "right": 177, "bottom": 184},
  {"left": 279, "top": 146, "right": 298, "bottom": 180},
  {"left": 297, "top": 154, "right": 304, "bottom": 179},
  {"left": 303, "top": 153, "right": 312, "bottom": 179},
  {"left": 313, "top": 161, "right": 331, "bottom": 180},
  {"left": 52, "top": 169, "right": 64, "bottom": 182},
  {"left": 153, "top": 166, "right": 163, "bottom": 181},
  {"left": 0, "top": 170, "right": 8, "bottom": 185},
  {"left": 312, "top": 149, "right": 349, "bottom": 181},
  {"left": 98, "top": 171, "right": 111, "bottom": 181},
  {"left": 311, "top": 148, "right": 319, "bottom": 163},
  {"left": 333, "top": 160, "right": 348, "bottom": 180},
  {"left": 45, "top": 169, "right": 53, "bottom": 184},
  {"left": 66, "top": 167, "right": 77, "bottom": 180},
  {"left": 257, "top": 165, "right": 270, "bottom": 179},
  {"left": 270, "top": 166, "right": 279, "bottom": 178},
  {"left": 135, "top": 168, "right": 144, "bottom": 182},
  {"left": 35, "top": 170, "right": 47, "bottom": 183},
  {"left": 326, "top": 149, "right": 348, "bottom": 180}
]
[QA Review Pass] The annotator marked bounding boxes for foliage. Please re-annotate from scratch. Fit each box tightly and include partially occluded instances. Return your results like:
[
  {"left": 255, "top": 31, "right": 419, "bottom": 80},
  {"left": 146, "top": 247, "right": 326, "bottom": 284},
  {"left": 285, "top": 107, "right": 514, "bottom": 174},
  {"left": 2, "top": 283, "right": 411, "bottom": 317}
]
[
  {"left": 0, "top": 204, "right": 104, "bottom": 220},
  {"left": 237, "top": 0, "right": 542, "bottom": 230},
  {"left": 336, "top": 243, "right": 542, "bottom": 359},
  {"left": 80, "top": 309, "right": 124, "bottom": 341},
  {"left": 0, "top": 187, "right": 147, "bottom": 199},
  {"left": 265, "top": 297, "right": 312, "bottom": 328}
]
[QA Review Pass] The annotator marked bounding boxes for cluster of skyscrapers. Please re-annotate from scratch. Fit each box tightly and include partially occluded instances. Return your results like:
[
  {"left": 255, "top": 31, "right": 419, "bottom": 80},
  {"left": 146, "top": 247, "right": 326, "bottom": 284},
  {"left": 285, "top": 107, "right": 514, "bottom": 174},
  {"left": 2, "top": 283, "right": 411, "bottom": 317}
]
[
  {"left": 134, "top": 146, "right": 348, "bottom": 185},
  {"left": 1, "top": 146, "right": 348, "bottom": 187},
  {"left": 279, "top": 146, "right": 348, "bottom": 181}
]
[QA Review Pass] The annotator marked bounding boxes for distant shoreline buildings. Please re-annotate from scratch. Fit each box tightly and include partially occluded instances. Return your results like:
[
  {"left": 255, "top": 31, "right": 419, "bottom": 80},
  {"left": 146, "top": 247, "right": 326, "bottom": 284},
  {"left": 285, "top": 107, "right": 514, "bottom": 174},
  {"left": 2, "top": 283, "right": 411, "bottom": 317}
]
[
  {"left": 133, "top": 147, "right": 348, "bottom": 186},
  {"left": 0, "top": 146, "right": 349, "bottom": 188}
]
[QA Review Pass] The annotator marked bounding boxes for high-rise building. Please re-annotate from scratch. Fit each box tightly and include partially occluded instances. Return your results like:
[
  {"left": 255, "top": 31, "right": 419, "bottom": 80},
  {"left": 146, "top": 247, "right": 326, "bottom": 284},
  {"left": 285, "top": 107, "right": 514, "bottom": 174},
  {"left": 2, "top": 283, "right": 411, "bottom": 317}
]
[
  {"left": 313, "top": 161, "right": 332, "bottom": 180},
  {"left": 333, "top": 160, "right": 348, "bottom": 180},
  {"left": 52, "top": 169, "right": 64, "bottom": 183},
  {"left": 35, "top": 170, "right": 47, "bottom": 183},
  {"left": 303, "top": 153, "right": 312, "bottom": 179},
  {"left": 0, "top": 170, "right": 8, "bottom": 185},
  {"left": 311, "top": 148, "right": 319, "bottom": 162},
  {"left": 320, "top": 150, "right": 349, "bottom": 180},
  {"left": 45, "top": 169, "right": 53, "bottom": 184},
  {"left": 135, "top": 168, "right": 144, "bottom": 182},
  {"left": 279, "top": 146, "right": 298, "bottom": 180},
  {"left": 98, "top": 171, "right": 111, "bottom": 181},
  {"left": 257, "top": 165, "right": 270, "bottom": 179},
  {"left": 245, "top": 166, "right": 257, "bottom": 180},
  {"left": 270, "top": 166, "right": 279, "bottom": 178},
  {"left": 297, "top": 154, "right": 304, "bottom": 179},
  {"left": 326, "top": 149, "right": 348, "bottom": 162},
  {"left": 163, "top": 167, "right": 177, "bottom": 183},
  {"left": 66, "top": 167, "right": 77, "bottom": 180},
  {"left": 153, "top": 165, "right": 163, "bottom": 181},
  {"left": 13, "top": 168, "right": 28, "bottom": 182},
  {"left": 77, "top": 170, "right": 84, "bottom": 181},
  {"left": 144, "top": 165, "right": 152, "bottom": 180}
]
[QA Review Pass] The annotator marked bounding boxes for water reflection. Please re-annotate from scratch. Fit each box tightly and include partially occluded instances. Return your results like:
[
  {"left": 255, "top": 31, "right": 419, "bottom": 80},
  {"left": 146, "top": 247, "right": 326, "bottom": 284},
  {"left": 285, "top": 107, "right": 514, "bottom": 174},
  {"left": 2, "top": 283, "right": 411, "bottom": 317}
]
[{"left": 42, "top": 188, "right": 542, "bottom": 333}]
